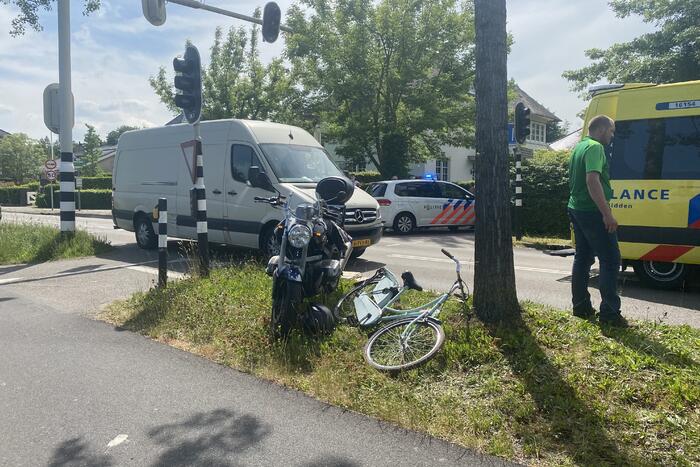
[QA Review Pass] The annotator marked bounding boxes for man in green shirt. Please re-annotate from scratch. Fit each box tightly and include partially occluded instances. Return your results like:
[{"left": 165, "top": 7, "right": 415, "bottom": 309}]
[{"left": 567, "top": 115, "right": 627, "bottom": 327}]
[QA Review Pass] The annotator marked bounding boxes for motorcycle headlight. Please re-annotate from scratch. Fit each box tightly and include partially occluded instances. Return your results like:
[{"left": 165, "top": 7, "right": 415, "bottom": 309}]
[{"left": 288, "top": 224, "right": 312, "bottom": 248}]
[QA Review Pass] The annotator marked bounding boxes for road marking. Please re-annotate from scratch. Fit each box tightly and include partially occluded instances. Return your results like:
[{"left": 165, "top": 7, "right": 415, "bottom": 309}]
[
  {"left": 127, "top": 265, "right": 186, "bottom": 279},
  {"left": 385, "top": 243, "right": 402, "bottom": 247},
  {"left": 0, "top": 277, "right": 24, "bottom": 285},
  {"left": 388, "top": 254, "right": 570, "bottom": 275},
  {"left": 106, "top": 434, "right": 128, "bottom": 450}
]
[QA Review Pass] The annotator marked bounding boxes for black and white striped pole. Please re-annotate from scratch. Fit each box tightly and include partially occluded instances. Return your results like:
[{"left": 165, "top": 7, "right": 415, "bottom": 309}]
[
  {"left": 58, "top": 0, "right": 75, "bottom": 234},
  {"left": 193, "top": 123, "right": 210, "bottom": 276},
  {"left": 158, "top": 198, "right": 168, "bottom": 287},
  {"left": 514, "top": 147, "right": 523, "bottom": 240},
  {"left": 173, "top": 44, "right": 209, "bottom": 276}
]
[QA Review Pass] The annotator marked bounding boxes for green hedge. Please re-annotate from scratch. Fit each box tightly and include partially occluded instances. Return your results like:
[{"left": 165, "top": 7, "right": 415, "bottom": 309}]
[
  {"left": 81, "top": 176, "right": 112, "bottom": 190},
  {"left": 0, "top": 186, "right": 26, "bottom": 205},
  {"left": 454, "top": 180, "right": 475, "bottom": 192},
  {"left": 350, "top": 171, "right": 383, "bottom": 183},
  {"left": 517, "top": 150, "right": 571, "bottom": 237},
  {"left": 36, "top": 189, "right": 111, "bottom": 210}
]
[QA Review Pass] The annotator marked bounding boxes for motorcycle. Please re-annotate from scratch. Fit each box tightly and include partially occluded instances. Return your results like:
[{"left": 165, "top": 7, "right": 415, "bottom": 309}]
[{"left": 253, "top": 173, "right": 355, "bottom": 339}]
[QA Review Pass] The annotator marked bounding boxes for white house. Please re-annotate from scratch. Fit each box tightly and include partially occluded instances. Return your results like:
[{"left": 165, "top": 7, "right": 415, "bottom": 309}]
[{"left": 407, "top": 85, "right": 560, "bottom": 182}]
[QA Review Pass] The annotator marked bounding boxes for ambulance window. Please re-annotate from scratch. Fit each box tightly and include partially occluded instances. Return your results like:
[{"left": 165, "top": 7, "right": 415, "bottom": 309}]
[
  {"left": 231, "top": 145, "right": 261, "bottom": 183},
  {"left": 611, "top": 116, "right": 700, "bottom": 180}
]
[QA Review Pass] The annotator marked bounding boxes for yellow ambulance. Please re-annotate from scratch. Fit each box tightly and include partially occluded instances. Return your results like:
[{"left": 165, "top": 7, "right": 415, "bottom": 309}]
[{"left": 582, "top": 80, "right": 700, "bottom": 288}]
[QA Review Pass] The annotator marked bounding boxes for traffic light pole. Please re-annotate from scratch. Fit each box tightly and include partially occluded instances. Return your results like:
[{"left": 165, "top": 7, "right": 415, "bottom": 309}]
[
  {"left": 514, "top": 145, "right": 523, "bottom": 240},
  {"left": 58, "top": 0, "right": 75, "bottom": 234},
  {"left": 167, "top": 0, "right": 292, "bottom": 33},
  {"left": 193, "top": 122, "right": 210, "bottom": 276}
]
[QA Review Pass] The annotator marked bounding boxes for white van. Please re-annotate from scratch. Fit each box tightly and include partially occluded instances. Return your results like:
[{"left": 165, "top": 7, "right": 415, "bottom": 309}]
[{"left": 112, "top": 119, "right": 383, "bottom": 257}]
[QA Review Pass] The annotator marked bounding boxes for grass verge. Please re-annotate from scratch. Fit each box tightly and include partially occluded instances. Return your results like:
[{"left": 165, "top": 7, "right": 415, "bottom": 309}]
[
  {"left": 101, "top": 264, "right": 700, "bottom": 466},
  {"left": 514, "top": 235, "right": 572, "bottom": 251},
  {"left": 0, "top": 222, "right": 111, "bottom": 264}
]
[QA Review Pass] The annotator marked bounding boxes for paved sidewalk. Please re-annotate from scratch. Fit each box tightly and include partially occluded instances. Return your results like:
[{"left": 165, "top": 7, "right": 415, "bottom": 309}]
[{"left": 2, "top": 205, "right": 112, "bottom": 219}]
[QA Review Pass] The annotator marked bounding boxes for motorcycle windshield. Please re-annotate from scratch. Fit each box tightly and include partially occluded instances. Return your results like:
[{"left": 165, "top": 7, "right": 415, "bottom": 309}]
[
  {"left": 260, "top": 144, "right": 344, "bottom": 183},
  {"left": 287, "top": 195, "right": 319, "bottom": 222}
]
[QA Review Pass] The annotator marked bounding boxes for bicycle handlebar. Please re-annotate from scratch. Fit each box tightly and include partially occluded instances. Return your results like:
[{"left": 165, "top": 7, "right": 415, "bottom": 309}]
[{"left": 441, "top": 248, "right": 456, "bottom": 261}]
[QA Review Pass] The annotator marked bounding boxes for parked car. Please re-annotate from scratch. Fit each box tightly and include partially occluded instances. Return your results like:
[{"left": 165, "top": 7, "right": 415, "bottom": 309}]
[
  {"left": 367, "top": 179, "right": 475, "bottom": 234},
  {"left": 112, "top": 120, "right": 383, "bottom": 256}
]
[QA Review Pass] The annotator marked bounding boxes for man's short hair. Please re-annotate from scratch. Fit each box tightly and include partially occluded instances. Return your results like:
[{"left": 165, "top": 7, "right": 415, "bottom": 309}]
[{"left": 588, "top": 115, "right": 614, "bottom": 134}]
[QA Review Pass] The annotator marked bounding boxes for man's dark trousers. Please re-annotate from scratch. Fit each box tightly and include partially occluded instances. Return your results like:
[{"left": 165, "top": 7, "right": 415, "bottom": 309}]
[{"left": 567, "top": 208, "right": 622, "bottom": 319}]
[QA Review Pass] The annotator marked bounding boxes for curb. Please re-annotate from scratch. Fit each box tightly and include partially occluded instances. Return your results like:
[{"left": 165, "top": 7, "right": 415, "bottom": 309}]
[{"left": 2, "top": 207, "right": 112, "bottom": 220}]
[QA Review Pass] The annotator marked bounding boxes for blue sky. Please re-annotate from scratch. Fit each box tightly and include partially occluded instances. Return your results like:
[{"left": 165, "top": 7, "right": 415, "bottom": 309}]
[{"left": 0, "top": 0, "right": 654, "bottom": 142}]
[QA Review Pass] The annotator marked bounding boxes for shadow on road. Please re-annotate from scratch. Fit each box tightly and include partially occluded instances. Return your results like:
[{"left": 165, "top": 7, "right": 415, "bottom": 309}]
[
  {"left": 48, "top": 437, "right": 113, "bottom": 467},
  {"left": 487, "top": 316, "right": 644, "bottom": 466},
  {"left": 0, "top": 296, "right": 16, "bottom": 302},
  {"left": 147, "top": 408, "right": 271, "bottom": 466},
  {"left": 302, "top": 456, "right": 360, "bottom": 467}
]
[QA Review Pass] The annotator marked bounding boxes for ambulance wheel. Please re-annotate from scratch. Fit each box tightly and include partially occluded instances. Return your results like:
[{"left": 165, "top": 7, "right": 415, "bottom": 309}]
[
  {"left": 633, "top": 261, "right": 688, "bottom": 289},
  {"left": 448, "top": 226, "right": 460, "bottom": 232},
  {"left": 134, "top": 214, "right": 157, "bottom": 250},
  {"left": 393, "top": 213, "right": 415, "bottom": 235}
]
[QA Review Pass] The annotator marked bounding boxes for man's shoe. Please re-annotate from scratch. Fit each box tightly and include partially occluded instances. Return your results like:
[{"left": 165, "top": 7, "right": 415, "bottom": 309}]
[
  {"left": 600, "top": 315, "right": 630, "bottom": 328},
  {"left": 573, "top": 307, "right": 596, "bottom": 319}
]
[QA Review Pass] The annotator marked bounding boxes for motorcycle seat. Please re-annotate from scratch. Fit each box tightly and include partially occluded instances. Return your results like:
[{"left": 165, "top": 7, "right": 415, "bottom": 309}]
[{"left": 401, "top": 271, "right": 423, "bottom": 291}]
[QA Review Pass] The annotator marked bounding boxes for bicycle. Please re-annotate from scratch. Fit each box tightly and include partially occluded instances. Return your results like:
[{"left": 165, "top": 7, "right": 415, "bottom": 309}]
[{"left": 333, "top": 249, "right": 470, "bottom": 371}]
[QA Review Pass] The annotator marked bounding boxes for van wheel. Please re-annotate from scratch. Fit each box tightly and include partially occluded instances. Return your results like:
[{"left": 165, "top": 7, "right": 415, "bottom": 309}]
[
  {"left": 448, "top": 226, "right": 460, "bottom": 232},
  {"left": 350, "top": 248, "right": 365, "bottom": 259},
  {"left": 261, "top": 225, "right": 281, "bottom": 259},
  {"left": 633, "top": 260, "right": 688, "bottom": 289},
  {"left": 134, "top": 214, "right": 157, "bottom": 249},
  {"left": 393, "top": 213, "right": 415, "bottom": 235}
]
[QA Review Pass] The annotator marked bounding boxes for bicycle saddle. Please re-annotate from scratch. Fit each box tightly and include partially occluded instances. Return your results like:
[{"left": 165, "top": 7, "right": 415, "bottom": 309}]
[{"left": 401, "top": 271, "right": 423, "bottom": 291}]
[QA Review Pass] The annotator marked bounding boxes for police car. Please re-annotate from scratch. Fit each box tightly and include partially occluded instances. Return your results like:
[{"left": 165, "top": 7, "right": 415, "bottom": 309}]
[{"left": 367, "top": 179, "right": 475, "bottom": 234}]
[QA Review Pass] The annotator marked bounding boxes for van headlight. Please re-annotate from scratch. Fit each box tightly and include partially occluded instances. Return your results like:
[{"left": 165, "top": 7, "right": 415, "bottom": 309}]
[{"left": 288, "top": 224, "right": 312, "bottom": 248}]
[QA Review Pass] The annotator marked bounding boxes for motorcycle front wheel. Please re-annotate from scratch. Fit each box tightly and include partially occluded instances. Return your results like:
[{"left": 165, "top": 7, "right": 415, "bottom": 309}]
[{"left": 271, "top": 278, "right": 301, "bottom": 340}]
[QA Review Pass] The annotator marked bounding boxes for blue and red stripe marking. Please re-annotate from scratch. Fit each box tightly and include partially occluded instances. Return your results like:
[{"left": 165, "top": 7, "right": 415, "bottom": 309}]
[{"left": 688, "top": 194, "right": 700, "bottom": 229}]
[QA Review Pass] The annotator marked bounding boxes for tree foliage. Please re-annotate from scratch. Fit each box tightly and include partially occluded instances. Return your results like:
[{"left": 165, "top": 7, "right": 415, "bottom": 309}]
[
  {"left": 78, "top": 124, "right": 104, "bottom": 177},
  {"left": 105, "top": 125, "right": 138, "bottom": 146},
  {"left": 0, "top": 133, "right": 44, "bottom": 183},
  {"left": 285, "top": 0, "right": 476, "bottom": 176},
  {"left": 563, "top": 0, "right": 700, "bottom": 92},
  {"left": 150, "top": 19, "right": 302, "bottom": 125},
  {"left": 0, "top": 0, "right": 100, "bottom": 36}
]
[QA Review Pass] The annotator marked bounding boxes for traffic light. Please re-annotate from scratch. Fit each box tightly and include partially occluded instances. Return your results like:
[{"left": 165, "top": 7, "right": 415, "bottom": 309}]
[
  {"left": 262, "top": 2, "right": 282, "bottom": 43},
  {"left": 173, "top": 45, "right": 202, "bottom": 124},
  {"left": 514, "top": 102, "right": 531, "bottom": 144}
]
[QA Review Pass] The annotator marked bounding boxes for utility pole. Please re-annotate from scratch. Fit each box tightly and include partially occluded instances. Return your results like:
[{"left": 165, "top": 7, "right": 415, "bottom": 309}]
[{"left": 58, "top": 0, "right": 75, "bottom": 234}]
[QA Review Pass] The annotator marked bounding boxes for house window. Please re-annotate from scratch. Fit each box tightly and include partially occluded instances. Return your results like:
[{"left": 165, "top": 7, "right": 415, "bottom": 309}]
[
  {"left": 435, "top": 159, "right": 449, "bottom": 181},
  {"left": 528, "top": 122, "right": 546, "bottom": 143}
]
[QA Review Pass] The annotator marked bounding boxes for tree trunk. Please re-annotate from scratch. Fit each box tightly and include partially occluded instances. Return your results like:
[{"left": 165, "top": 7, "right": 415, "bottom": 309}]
[{"left": 473, "top": 0, "right": 520, "bottom": 322}]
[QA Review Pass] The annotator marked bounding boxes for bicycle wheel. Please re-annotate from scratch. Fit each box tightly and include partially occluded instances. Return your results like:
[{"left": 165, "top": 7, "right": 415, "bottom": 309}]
[
  {"left": 364, "top": 317, "right": 445, "bottom": 371},
  {"left": 333, "top": 280, "right": 381, "bottom": 325}
]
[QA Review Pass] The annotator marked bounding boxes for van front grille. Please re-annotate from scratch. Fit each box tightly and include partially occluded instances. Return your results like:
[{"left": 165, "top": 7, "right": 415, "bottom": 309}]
[{"left": 344, "top": 208, "right": 378, "bottom": 225}]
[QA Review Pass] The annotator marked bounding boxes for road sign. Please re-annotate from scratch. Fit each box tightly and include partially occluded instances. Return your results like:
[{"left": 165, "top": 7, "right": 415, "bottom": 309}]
[
  {"left": 45, "top": 159, "right": 57, "bottom": 170},
  {"left": 46, "top": 170, "right": 57, "bottom": 181},
  {"left": 507, "top": 123, "right": 516, "bottom": 146},
  {"left": 75, "top": 177, "right": 83, "bottom": 189}
]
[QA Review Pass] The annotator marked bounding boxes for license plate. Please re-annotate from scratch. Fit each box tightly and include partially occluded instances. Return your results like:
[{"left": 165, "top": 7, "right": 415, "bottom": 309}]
[{"left": 352, "top": 239, "right": 371, "bottom": 248}]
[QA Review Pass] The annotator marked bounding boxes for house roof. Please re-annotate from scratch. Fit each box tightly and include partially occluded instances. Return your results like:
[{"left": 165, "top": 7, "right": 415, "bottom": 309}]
[
  {"left": 166, "top": 114, "right": 186, "bottom": 125},
  {"left": 0, "top": 129, "right": 10, "bottom": 138},
  {"left": 549, "top": 128, "right": 582, "bottom": 151},
  {"left": 97, "top": 145, "right": 117, "bottom": 162},
  {"left": 513, "top": 85, "right": 560, "bottom": 122}
]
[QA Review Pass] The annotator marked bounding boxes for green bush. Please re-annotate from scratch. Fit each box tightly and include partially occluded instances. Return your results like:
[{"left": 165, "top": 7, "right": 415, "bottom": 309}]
[
  {"left": 82, "top": 176, "right": 112, "bottom": 190},
  {"left": 0, "top": 186, "right": 25, "bottom": 205},
  {"left": 454, "top": 180, "right": 475, "bottom": 192},
  {"left": 517, "top": 149, "right": 570, "bottom": 237},
  {"left": 350, "top": 171, "right": 383, "bottom": 183},
  {"left": 36, "top": 189, "right": 111, "bottom": 210}
]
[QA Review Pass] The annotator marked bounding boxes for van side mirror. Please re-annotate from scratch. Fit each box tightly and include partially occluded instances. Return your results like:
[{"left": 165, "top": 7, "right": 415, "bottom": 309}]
[{"left": 248, "top": 166, "right": 275, "bottom": 192}]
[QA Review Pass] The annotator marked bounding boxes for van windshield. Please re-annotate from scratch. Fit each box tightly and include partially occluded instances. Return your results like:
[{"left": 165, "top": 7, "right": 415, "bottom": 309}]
[{"left": 259, "top": 144, "right": 343, "bottom": 183}]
